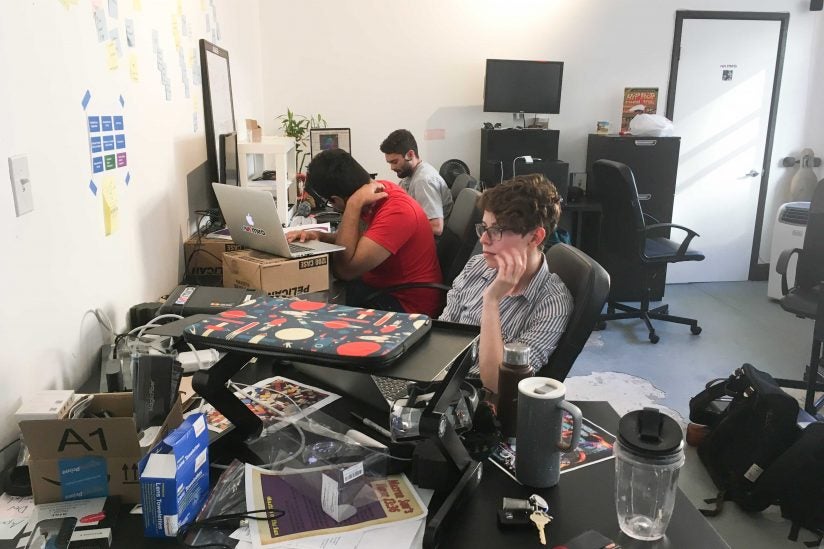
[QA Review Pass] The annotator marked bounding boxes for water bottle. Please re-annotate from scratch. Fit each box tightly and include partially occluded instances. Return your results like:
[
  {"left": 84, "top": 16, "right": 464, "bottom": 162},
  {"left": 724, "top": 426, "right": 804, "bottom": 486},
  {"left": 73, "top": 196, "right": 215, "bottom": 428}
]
[
  {"left": 615, "top": 407, "right": 685, "bottom": 541},
  {"left": 497, "top": 342, "right": 531, "bottom": 441}
]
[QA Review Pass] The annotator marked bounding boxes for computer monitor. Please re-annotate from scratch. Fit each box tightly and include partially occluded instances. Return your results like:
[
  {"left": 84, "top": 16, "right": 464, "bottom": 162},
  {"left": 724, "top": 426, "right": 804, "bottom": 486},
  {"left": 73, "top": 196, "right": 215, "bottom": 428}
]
[
  {"left": 200, "top": 39, "right": 236, "bottom": 184},
  {"left": 309, "top": 128, "right": 351, "bottom": 159},
  {"left": 218, "top": 131, "right": 238, "bottom": 186},
  {"left": 483, "top": 59, "right": 564, "bottom": 114}
]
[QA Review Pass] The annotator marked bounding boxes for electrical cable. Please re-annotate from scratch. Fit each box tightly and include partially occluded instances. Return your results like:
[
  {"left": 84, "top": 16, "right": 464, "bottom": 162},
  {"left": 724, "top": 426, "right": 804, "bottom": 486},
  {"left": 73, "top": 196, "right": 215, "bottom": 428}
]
[{"left": 176, "top": 508, "right": 284, "bottom": 549}]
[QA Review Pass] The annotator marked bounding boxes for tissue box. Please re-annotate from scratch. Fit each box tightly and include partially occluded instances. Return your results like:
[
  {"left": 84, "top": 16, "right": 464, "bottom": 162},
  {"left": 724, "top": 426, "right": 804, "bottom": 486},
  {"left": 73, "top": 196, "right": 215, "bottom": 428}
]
[{"left": 139, "top": 414, "right": 209, "bottom": 538}]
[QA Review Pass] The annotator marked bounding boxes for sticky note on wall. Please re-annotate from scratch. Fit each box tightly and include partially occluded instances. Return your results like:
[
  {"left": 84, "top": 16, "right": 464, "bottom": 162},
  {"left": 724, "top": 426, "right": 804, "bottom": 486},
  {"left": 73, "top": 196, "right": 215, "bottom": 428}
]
[{"left": 102, "top": 176, "right": 119, "bottom": 236}]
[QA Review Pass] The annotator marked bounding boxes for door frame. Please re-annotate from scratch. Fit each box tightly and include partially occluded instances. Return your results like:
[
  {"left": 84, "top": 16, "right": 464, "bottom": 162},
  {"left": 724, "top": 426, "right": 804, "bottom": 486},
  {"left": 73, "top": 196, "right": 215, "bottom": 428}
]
[{"left": 665, "top": 10, "right": 789, "bottom": 281}]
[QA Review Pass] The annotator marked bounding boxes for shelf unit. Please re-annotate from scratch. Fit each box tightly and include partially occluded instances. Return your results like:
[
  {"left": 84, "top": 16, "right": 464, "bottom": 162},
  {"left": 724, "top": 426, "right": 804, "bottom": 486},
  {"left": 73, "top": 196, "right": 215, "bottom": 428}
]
[{"left": 237, "top": 136, "right": 297, "bottom": 226}]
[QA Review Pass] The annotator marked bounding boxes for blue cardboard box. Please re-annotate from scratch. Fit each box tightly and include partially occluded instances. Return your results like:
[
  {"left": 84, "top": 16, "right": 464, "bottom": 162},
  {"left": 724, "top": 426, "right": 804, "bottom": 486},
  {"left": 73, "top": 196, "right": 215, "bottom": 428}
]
[{"left": 139, "top": 414, "right": 209, "bottom": 537}]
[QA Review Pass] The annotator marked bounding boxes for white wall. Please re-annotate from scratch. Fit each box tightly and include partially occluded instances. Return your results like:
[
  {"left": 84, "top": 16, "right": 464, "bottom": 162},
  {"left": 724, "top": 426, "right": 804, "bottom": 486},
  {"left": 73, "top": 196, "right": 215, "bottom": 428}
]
[
  {"left": 259, "top": 0, "right": 822, "bottom": 265},
  {"left": 0, "top": 0, "right": 262, "bottom": 449}
]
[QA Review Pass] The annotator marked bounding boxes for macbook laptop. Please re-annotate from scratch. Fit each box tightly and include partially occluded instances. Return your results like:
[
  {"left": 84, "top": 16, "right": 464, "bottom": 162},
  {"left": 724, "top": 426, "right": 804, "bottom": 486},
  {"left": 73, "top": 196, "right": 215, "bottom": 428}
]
[{"left": 212, "top": 183, "right": 345, "bottom": 258}]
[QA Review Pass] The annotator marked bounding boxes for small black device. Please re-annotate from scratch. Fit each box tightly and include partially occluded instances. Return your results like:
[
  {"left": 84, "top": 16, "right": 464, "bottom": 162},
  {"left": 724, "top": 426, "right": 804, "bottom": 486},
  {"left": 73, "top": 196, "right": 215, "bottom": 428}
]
[
  {"left": 812, "top": 0, "right": 823, "bottom": 11},
  {"left": 25, "top": 517, "right": 77, "bottom": 549},
  {"left": 157, "top": 285, "right": 265, "bottom": 316}
]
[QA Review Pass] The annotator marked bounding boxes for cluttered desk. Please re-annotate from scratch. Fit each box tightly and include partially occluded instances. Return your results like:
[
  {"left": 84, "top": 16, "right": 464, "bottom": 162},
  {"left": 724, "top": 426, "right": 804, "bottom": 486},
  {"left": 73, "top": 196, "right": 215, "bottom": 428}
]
[{"left": 3, "top": 296, "right": 729, "bottom": 549}]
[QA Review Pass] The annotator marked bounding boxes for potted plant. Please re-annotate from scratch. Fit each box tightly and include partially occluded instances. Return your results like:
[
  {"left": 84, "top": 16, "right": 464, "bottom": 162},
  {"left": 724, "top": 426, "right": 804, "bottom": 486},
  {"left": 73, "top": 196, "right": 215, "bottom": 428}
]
[{"left": 276, "top": 109, "right": 326, "bottom": 174}]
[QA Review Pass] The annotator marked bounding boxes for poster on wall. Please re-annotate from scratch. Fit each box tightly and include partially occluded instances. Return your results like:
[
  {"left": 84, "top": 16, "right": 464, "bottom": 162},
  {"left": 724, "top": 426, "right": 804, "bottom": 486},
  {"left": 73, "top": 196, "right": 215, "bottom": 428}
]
[
  {"left": 82, "top": 90, "right": 130, "bottom": 236},
  {"left": 621, "top": 87, "right": 659, "bottom": 133}
]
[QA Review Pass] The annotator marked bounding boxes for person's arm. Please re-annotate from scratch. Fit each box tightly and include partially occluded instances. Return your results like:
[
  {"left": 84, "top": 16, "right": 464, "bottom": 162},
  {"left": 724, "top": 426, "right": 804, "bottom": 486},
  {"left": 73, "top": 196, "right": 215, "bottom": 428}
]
[
  {"left": 332, "top": 182, "right": 391, "bottom": 280},
  {"left": 477, "top": 248, "right": 527, "bottom": 393},
  {"left": 286, "top": 230, "right": 336, "bottom": 244},
  {"left": 407, "top": 178, "right": 444, "bottom": 236},
  {"left": 428, "top": 217, "right": 444, "bottom": 236}
]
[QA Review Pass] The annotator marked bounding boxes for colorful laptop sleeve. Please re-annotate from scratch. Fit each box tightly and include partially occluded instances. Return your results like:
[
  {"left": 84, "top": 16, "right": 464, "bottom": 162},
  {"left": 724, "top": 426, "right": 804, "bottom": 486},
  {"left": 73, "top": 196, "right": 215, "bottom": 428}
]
[{"left": 183, "top": 297, "right": 432, "bottom": 370}]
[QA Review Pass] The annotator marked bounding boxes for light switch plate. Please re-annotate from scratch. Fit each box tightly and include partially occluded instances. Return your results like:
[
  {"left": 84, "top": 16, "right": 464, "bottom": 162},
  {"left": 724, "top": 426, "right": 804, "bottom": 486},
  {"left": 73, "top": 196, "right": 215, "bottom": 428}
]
[{"left": 8, "top": 154, "right": 33, "bottom": 216}]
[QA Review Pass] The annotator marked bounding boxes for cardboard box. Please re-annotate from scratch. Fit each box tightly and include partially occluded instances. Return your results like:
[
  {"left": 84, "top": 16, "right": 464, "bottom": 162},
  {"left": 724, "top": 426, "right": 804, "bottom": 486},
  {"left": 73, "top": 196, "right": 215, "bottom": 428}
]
[
  {"left": 139, "top": 414, "right": 209, "bottom": 537},
  {"left": 223, "top": 249, "right": 329, "bottom": 297},
  {"left": 19, "top": 394, "right": 184, "bottom": 505},
  {"left": 184, "top": 234, "right": 244, "bottom": 281}
]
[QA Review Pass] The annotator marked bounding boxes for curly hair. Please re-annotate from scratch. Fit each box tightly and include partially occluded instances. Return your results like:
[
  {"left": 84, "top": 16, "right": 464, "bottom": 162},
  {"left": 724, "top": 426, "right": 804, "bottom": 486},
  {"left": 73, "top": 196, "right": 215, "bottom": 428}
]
[{"left": 478, "top": 174, "right": 562, "bottom": 246}]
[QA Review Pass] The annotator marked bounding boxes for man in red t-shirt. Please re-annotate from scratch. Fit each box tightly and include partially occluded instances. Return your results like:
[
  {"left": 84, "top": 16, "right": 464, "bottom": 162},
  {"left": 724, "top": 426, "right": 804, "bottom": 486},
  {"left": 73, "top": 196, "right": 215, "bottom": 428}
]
[{"left": 288, "top": 149, "right": 443, "bottom": 317}]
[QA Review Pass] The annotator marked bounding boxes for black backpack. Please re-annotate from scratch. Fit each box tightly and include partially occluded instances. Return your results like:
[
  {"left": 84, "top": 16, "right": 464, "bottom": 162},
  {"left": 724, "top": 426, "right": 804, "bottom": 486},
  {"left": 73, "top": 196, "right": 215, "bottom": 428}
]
[
  {"left": 756, "top": 422, "right": 824, "bottom": 544},
  {"left": 689, "top": 364, "right": 800, "bottom": 514}
]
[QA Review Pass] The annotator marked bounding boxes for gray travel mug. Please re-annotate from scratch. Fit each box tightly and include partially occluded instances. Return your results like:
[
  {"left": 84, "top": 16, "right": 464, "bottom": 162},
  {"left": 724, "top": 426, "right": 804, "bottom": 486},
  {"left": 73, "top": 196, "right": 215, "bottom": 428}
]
[{"left": 515, "top": 377, "right": 582, "bottom": 488}]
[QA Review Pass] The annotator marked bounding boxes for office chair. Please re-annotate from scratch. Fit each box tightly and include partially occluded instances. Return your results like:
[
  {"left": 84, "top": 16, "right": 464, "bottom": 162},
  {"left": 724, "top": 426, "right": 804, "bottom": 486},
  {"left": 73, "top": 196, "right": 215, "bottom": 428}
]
[
  {"left": 590, "top": 159, "right": 704, "bottom": 343},
  {"left": 538, "top": 244, "right": 610, "bottom": 382},
  {"left": 775, "top": 178, "right": 824, "bottom": 416},
  {"left": 451, "top": 174, "right": 479, "bottom": 202},
  {"left": 363, "top": 188, "right": 483, "bottom": 313}
]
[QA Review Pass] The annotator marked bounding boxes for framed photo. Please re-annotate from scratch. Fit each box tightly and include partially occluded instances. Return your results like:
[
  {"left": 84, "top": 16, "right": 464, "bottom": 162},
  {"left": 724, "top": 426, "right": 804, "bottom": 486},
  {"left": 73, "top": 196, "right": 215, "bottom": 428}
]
[{"left": 309, "top": 127, "right": 351, "bottom": 159}]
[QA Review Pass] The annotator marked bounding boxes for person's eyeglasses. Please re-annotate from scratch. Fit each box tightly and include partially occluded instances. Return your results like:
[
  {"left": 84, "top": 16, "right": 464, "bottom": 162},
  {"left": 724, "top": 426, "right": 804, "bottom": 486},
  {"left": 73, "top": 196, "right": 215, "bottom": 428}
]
[{"left": 475, "top": 223, "right": 512, "bottom": 241}]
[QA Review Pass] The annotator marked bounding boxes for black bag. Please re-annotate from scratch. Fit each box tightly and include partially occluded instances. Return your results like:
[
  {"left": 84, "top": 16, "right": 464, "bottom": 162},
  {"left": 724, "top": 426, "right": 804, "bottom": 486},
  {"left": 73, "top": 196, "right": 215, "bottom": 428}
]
[
  {"left": 756, "top": 422, "right": 824, "bottom": 543},
  {"left": 689, "top": 364, "right": 800, "bottom": 514}
]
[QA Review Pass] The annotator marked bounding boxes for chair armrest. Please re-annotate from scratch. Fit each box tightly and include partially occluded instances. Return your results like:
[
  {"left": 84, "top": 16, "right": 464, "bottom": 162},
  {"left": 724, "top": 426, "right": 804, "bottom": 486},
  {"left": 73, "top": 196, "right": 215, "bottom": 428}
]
[
  {"left": 363, "top": 283, "right": 451, "bottom": 307},
  {"left": 775, "top": 247, "right": 802, "bottom": 296},
  {"left": 641, "top": 223, "right": 700, "bottom": 258}
]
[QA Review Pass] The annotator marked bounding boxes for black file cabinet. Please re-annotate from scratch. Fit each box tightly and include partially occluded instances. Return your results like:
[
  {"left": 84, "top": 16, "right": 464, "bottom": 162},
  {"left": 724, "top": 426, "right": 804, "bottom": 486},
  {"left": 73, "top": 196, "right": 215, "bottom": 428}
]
[{"left": 585, "top": 134, "right": 681, "bottom": 301}]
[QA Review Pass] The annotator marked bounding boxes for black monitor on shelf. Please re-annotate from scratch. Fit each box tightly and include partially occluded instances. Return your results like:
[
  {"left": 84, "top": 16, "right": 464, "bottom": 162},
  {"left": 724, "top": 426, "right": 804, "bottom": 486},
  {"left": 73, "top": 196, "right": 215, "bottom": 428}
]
[
  {"left": 218, "top": 131, "right": 239, "bottom": 186},
  {"left": 483, "top": 59, "right": 564, "bottom": 114}
]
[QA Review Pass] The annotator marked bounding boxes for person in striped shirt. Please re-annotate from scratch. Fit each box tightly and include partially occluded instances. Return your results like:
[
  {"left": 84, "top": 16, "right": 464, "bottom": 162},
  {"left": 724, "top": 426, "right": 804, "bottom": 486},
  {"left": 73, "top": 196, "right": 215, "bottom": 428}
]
[{"left": 439, "top": 174, "right": 573, "bottom": 393}]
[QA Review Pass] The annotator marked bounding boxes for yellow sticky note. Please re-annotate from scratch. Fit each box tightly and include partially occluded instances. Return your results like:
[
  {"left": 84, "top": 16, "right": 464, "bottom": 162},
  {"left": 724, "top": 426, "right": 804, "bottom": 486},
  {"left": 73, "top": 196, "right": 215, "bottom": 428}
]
[
  {"left": 106, "top": 40, "right": 118, "bottom": 70},
  {"left": 59, "top": 0, "right": 79, "bottom": 8},
  {"left": 133, "top": 0, "right": 142, "bottom": 11},
  {"left": 172, "top": 17, "right": 181, "bottom": 50},
  {"left": 102, "top": 177, "right": 119, "bottom": 236},
  {"left": 177, "top": 0, "right": 183, "bottom": 15},
  {"left": 129, "top": 53, "right": 139, "bottom": 82}
]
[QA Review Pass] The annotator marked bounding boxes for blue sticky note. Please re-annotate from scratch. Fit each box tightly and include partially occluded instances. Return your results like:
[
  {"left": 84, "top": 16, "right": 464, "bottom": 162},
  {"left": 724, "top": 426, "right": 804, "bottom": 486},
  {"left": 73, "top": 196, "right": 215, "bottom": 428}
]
[
  {"left": 102, "top": 135, "right": 115, "bottom": 151},
  {"left": 125, "top": 19, "right": 135, "bottom": 47},
  {"left": 113, "top": 115, "right": 124, "bottom": 130},
  {"left": 59, "top": 456, "right": 108, "bottom": 501},
  {"left": 115, "top": 134, "right": 126, "bottom": 149},
  {"left": 101, "top": 116, "right": 113, "bottom": 131},
  {"left": 81, "top": 90, "right": 92, "bottom": 110},
  {"left": 88, "top": 116, "right": 100, "bottom": 132},
  {"left": 89, "top": 180, "right": 98, "bottom": 195},
  {"left": 125, "top": 172, "right": 131, "bottom": 185},
  {"left": 90, "top": 136, "right": 102, "bottom": 153},
  {"left": 92, "top": 157, "right": 104, "bottom": 173},
  {"left": 119, "top": 95, "right": 125, "bottom": 107}
]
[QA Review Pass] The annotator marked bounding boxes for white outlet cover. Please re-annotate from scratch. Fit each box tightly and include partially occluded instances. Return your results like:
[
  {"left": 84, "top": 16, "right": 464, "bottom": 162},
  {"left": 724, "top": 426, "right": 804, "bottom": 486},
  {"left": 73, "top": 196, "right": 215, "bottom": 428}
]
[{"left": 8, "top": 154, "right": 33, "bottom": 216}]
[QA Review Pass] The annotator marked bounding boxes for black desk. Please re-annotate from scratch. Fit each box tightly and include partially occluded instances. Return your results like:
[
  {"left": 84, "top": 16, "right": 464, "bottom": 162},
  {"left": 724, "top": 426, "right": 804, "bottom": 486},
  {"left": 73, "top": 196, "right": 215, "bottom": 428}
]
[
  {"left": 560, "top": 198, "right": 601, "bottom": 251},
  {"left": 109, "top": 374, "right": 728, "bottom": 548}
]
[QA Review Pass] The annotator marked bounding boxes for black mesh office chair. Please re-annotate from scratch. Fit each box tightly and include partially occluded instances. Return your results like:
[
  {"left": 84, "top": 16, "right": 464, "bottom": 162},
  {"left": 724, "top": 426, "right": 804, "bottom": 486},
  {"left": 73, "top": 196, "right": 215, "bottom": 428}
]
[
  {"left": 590, "top": 159, "right": 704, "bottom": 343},
  {"left": 450, "top": 174, "right": 479, "bottom": 202},
  {"left": 776, "top": 179, "right": 824, "bottom": 416},
  {"left": 538, "top": 244, "right": 610, "bottom": 382},
  {"left": 363, "top": 188, "right": 483, "bottom": 312}
]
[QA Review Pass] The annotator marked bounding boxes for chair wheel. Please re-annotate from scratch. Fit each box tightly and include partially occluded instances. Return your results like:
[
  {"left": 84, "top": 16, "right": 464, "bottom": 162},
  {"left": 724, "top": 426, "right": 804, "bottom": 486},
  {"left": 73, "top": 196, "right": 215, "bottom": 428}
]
[
  {"left": 691, "top": 325, "right": 702, "bottom": 335},
  {"left": 649, "top": 333, "right": 660, "bottom": 344},
  {"left": 595, "top": 321, "right": 607, "bottom": 331}
]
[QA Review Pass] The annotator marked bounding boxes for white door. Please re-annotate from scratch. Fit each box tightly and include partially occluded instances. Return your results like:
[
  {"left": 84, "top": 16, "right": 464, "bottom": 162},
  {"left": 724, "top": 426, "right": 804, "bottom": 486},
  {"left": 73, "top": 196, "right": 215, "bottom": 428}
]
[{"left": 668, "top": 18, "right": 782, "bottom": 283}]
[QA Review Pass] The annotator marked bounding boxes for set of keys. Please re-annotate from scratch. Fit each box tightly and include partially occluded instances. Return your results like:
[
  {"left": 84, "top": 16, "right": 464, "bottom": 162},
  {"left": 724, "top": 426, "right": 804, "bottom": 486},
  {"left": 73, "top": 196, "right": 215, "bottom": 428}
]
[{"left": 498, "top": 494, "right": 554, "bottom": 545}]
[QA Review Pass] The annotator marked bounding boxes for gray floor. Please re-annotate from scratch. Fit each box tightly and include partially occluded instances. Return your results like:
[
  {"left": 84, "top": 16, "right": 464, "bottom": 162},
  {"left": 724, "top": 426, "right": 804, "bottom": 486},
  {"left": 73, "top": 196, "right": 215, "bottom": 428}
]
[{"left": 570, "top": 281, "right": 820, "bottom": 549}]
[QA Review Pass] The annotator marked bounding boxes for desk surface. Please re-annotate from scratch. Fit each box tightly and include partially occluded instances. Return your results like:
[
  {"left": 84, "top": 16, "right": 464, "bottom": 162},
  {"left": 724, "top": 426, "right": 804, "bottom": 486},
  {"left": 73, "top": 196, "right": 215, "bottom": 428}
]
[{"left": 109, "top": 367, "right": 728, "bottom": 549}]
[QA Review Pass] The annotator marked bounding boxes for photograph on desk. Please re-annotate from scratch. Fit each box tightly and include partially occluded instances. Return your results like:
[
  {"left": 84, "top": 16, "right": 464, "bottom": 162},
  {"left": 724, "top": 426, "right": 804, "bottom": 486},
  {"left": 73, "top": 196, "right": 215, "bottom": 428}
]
[
  {"left": 245, "top": 464, "right": 426, "bottom": 548},
  {"left": 203, "top": 376, "right": 339, "bottom": 433},
  {"left": 489, "top": 416, "right": 615, "bottom": 483}
]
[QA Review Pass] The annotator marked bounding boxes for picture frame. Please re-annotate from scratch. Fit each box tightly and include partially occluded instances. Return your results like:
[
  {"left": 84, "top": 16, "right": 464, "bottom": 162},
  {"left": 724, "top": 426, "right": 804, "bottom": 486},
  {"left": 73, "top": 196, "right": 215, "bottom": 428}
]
[{"left": 309, "top": 127, "right": 352, "bottom": 159}]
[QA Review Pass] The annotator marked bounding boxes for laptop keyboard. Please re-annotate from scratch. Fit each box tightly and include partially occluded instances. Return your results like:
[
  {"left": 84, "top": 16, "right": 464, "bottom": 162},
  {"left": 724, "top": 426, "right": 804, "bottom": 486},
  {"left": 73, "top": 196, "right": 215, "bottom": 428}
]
[
  {"left": 371, "top": 375, "right": 410, "bottom": 403},
  {"left": 289, "top": 243, "right": 314, "bottom": 253}
]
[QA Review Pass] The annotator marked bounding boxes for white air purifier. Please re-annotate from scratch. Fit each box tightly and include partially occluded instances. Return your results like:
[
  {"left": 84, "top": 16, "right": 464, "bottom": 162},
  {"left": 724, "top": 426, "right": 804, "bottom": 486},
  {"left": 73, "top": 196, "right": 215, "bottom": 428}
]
[{"left": 768, "top": 201, "right": 810, "bottom": 299}]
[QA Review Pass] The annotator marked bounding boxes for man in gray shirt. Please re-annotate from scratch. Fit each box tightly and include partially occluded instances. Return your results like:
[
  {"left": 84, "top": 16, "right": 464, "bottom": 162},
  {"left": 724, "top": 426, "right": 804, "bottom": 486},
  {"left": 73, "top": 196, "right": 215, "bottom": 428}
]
[{"left": 380, "top": 129, "right": 453, "bottom": 236}]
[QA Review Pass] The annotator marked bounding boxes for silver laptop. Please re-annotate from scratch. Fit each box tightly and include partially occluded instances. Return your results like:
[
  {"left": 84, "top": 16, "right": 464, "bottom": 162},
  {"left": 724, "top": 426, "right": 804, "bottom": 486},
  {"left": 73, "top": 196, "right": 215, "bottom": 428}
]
[{"left": 212, "top": 183, "right": 344, "bottom": 258}]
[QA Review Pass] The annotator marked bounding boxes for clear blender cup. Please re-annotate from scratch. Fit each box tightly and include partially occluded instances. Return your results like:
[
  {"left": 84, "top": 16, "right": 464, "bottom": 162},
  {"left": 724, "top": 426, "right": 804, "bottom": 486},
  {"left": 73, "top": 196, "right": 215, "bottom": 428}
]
[{"left": 614, "top": 407, "right": 685, "bottom": 541}]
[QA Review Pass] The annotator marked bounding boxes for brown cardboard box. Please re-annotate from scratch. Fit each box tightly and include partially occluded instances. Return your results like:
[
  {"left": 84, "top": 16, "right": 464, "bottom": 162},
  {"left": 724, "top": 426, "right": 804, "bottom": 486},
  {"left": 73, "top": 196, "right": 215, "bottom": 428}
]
[
  {"left": 19, "top": 393, "right": 183, "bottom": 504},
  {"left": 223, "top": 249, "right": 329, "bottom": 297},
  {"left": 184, "top": 234, "right": 244, "bottom": 281}
]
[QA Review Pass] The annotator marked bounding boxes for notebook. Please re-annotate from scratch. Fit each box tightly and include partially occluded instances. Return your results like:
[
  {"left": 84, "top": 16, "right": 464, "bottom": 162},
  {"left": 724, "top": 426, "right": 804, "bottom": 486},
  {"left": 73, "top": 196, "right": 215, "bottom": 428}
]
[
  {"left": 182, "top": 297, "right": 432, "bottom": 370},
  {"left": 212, "top": 183, "right": 345, "bottom": 258}
]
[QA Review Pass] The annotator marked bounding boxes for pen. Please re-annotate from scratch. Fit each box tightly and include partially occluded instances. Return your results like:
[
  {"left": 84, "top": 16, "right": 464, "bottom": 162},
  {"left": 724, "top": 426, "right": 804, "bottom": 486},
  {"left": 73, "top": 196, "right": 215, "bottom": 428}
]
[{"left": 350, "top": 412, "right": 392, "bottom": 440}]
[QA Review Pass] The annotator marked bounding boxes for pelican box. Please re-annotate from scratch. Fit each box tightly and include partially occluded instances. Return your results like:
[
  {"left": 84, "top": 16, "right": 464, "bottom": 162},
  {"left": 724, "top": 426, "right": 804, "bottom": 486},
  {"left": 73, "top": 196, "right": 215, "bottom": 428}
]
[{"left": 222, "top": 249, "right": 329, "bottom": 298}]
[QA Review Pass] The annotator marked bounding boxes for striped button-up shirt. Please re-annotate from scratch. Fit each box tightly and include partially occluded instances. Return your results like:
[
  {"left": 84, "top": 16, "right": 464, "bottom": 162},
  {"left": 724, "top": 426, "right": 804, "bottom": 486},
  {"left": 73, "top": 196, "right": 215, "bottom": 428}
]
[{"left": 439, "top": 254, "right": 573, "bottom": 376}]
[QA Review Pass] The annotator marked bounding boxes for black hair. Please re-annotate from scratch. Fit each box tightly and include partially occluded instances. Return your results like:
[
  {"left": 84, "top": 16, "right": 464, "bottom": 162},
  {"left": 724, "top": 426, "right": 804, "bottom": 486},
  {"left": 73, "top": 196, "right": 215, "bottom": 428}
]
[
  {"left": 305, "top": 149, "right": 371, "bottom": 200},
  {"left": 379, "top": 129, "right": 419, "bottom": 157}
]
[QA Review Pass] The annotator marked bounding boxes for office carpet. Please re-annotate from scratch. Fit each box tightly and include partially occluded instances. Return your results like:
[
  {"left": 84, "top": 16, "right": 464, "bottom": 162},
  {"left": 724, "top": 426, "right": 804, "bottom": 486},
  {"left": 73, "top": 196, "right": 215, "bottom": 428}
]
[{"left": 565, "top": 280, "right": 818, "bottom": 549}]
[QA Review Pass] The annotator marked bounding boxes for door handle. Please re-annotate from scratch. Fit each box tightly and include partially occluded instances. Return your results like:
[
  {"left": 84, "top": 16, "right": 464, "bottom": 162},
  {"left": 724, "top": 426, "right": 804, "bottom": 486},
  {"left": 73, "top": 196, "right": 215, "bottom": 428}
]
[
  {"left": 638, "top": 193, "right": 652, "bottom": 201},
  {"left": 744, "top": 170, "right": 760, "bottom": 178}
]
